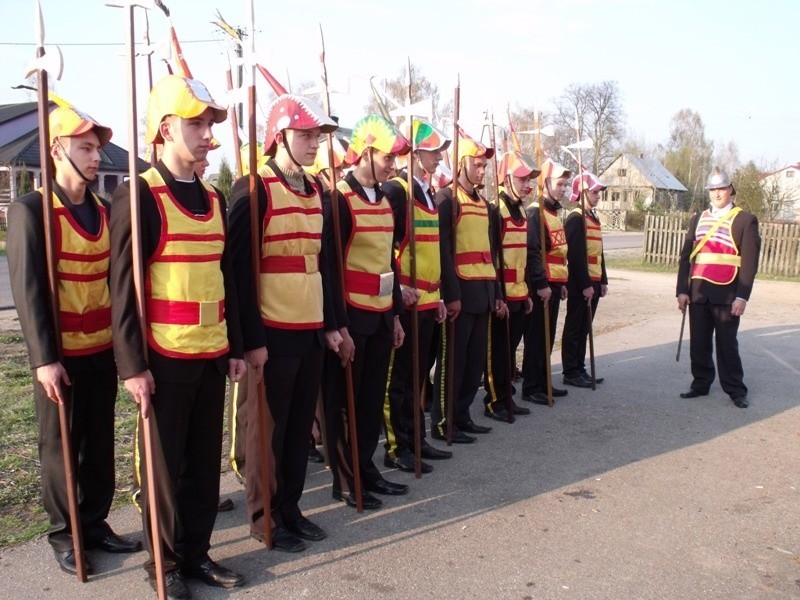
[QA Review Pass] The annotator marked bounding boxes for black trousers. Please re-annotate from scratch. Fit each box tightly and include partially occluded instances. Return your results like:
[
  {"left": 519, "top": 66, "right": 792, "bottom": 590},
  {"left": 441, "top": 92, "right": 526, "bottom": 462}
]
[
  {"left": 245, "top": 344, "right": 323, "bottom": 533},
  {"left": 561, "top": 290, "right": 600, "bottom": 378},
  {"left": 484, "top": 307, "right": 526, "bottom": 412},
  {"left": 383, "top": 308, "right": 437, "bottom": 459},
  {"left": 324, "top": 325, "right": 393, "bottom": 494},
  {"left": 688, "top": 302, "right": 746, "bottom": 398},
  {"left": 522, "top": 286, "right": 561, "bottom": 395},
  {"left": 35, "top": 367, "right": 117, "bottom": 552},
  {"left": 140, "top": 361, "right": 225, "bottom": 574},
  {"left": 432, "top": 310, "right": 489, "bottom": 434}
]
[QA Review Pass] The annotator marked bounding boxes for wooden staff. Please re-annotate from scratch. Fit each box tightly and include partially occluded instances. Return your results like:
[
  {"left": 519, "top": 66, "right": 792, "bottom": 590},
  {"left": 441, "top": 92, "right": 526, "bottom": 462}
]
[
  {"left": 225, "top": 61, "right": 243, "bottom": 178},
  {"left": 676, "top": 304, "right": 687, "bottom": 362},
  {"left": 404, "top": 58, "right": 423, "bottom": 477},
  {"left": 245, "top": 0, "right": 274, "bottom": 547},
  {"left": 488, "top": 114, "right": 515, "bottom": 423},
  {"left": 30, "top": 0, "right": 86, "bottom": 583},
  {"left": 446, "top": 80, "right": 460, "bottom": 444},
  {"left": 574, "top": 143, "right": 596, "bottom": 391},
  {"left": 533, "top": 111, "right": 554, "bottom": 406},
  {"left": 319, "top": 25, "right": 363, "bottom": 511},
  {"left": 109, "top": 1, "right": 167, "bottom": 596}
]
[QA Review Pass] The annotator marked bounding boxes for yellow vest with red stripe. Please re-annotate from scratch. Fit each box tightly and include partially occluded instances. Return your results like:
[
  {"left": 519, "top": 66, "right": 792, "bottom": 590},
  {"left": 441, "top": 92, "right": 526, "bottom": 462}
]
[
  {"left": 691, "top": 208, "right": 742, "bottom": 285},
  {"left": 258, "top": 166, "right": 323, "bottom": 329},
  {"left": 142, "top": 168, "right": 229, "bottom": 358},
  {"left": 48, "top": 190, "right": 112, "bottom": 356},
  {"left": 570, "top": 207, "right": 604, "bottom": 282},
  {"left": 542, "top": 205, "right": 568, "bottom": 283},
  {"left": 338, "top": 179, "right": 394, "bottom": 312},
  {"left": 392, "top": 177, "right": 441, "bottom": 310},
  {"left": 498, "top": 196, "right": 528, "bottom": 301},
  {"left": 454, "top": 186, "right": 496, "bottom": 280}
]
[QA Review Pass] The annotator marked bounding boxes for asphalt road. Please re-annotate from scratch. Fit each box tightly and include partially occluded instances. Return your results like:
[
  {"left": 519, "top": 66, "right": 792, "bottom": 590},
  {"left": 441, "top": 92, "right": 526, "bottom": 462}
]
[
  {"left": 1, "top": 269, "right": 798, "bottom": 599},
  {"left": 602, "top": 231, "right": 644, "bottom": 251}
]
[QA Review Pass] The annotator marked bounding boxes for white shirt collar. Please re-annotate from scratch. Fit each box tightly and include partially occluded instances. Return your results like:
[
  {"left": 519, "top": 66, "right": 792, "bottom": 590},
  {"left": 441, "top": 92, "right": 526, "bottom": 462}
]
[{"left": 709, "top": 202, "right": 733, "bottom": 217}]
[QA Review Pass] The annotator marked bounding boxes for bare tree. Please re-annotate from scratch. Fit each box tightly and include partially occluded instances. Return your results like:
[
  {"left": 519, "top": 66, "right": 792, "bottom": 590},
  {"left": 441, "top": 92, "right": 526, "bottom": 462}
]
[
  {"left": 663, "top": 108, "right": 713, "bottom": 211},
  {"left": 714, "top": 140, "right": 741, "bottom": 176},
  {"left": 364, "top": 63, "right": 442, "bottom": 127}
]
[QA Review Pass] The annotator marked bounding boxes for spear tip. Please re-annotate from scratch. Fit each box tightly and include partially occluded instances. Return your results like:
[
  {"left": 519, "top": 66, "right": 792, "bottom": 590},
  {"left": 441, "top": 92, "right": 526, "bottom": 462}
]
[{"left": 34, "top": 0, "right": 45, "bottom": 47}]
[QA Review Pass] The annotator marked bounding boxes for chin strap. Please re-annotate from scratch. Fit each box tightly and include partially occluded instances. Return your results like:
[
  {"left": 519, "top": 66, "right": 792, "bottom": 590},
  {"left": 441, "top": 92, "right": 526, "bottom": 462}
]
[
  {"left": 56, "top": 139, "right": 95, "bottom": 184},
  {"left": 280, "top": 133, "right": 304, "bottom": 169}
]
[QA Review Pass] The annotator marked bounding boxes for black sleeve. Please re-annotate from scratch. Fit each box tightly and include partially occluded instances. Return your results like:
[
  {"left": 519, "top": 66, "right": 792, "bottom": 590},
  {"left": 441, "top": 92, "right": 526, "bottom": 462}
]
[
  {"left": 322, "top": 188, "right": 349, "bottom": 330},
  {"left": 382, "top": 180, "right": 407, "bottom": 246},
  {"left": 676, "top": 214, "right": 699, "bottom": 297},
  {"left": 526, "top": 208, "right": 548, "bottom": 291},
  {"left": 216, "top": 188, "right": 243, "bottom": 359},
  {"left": 565, "top": 212, "right": 591, "bottom": 292},
  {"left": 435, "top": 188, "right": 460, "bottom": 304},
  {"left": 488, "top": 202, "right": 504, "bottom": 300},
  {"left": 227, "top": 175, "right": 268, "bottom": 352},
  {"left": 7, "top": 193, "right": 59, "bottom": 369},
  {"left": 735, "top": 213, "right": 760, "bottom": 301}
]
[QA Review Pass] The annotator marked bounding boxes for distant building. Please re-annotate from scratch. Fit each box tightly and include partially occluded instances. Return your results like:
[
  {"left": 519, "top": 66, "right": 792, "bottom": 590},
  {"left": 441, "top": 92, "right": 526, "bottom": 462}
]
[
  {"left": 0, "top": 101, "right": 147, "bottom": 203},
  {"left": 760, "top": 162, "right": 800, "bottom": 221},
  {"left": 598, "top": 154, "right": 687, "bottom": 211}
]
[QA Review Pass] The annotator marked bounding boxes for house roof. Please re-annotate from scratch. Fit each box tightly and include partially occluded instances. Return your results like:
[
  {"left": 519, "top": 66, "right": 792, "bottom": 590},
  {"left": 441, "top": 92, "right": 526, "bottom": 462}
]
[
  {"left": 0, "top": 102, "right": 39, "bottom": 125},
  {"left": 622, "top": 154, "right": 687, "bottom": 191},
  {"left": 761, "top": 162, "right": 800, "bottom": 179},
  {"left": 0, "top": 129, "right": 148, "bottom": 173}
]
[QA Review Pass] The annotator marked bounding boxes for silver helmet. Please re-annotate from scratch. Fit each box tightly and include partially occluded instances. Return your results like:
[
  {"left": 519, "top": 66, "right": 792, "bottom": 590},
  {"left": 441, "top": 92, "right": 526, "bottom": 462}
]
[{"left": 705, "top": 166, "right": 736, "bottom": 196}]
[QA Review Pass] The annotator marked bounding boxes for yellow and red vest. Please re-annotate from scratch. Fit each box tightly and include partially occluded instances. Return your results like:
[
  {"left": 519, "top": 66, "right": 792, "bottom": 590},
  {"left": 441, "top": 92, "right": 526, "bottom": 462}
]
[
  {"left": 499, "top": 198, "right": 529, "bottom": 301},
  {"left": 338, "top": 179, "right": 395, "bottom": 312},
  {"left": 691, "top": 208, "right": 742, "bottom": 285},
  {"left": 542, "top": 205, "right": 568, "bottom": 283},
  {"left": 454, "top": 186, "right": 496, "bottom": 280},
  {"left": 571, "top": 207, "right": 604, "bottom": 282},
  {"left": 258, "top": 166, "right": 324, "bottom": 329},
  {"left": 49, "top": 190, "right": 112, "bottom": 356},
  {"left": 393, "top": 177, "right": 441, "bottom": 311},
  {"left": 142, "top": 168, "right": 229, "bottom": 359}
]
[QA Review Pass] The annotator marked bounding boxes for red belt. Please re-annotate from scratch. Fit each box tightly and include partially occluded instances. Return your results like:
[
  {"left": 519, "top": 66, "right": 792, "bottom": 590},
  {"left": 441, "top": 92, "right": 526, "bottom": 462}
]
[
  {"left": 546, "top": 255, "right": 566, "bottom": 265},
  {"left": 455, "top": 251, "right": 492, "bottom": 265},
  {"left": 345, "top": 270, "right": 381, "bottom": 295},
  {"left": 588, "top": 256, "right": 599, "bottom": 265},
  {"left": 502, "top": 268, "right": 523, "bottom": 283},
  {"left": 399, "top": 275, "right": 440, "bottom": 292},
  {"left": 59, "top": 307, "right": 111, "bottom": 334},
  {"left": 260, "top": 254, "right": 319, "bottom": 274},
  {"left": 147, "top": 299, "right": 224, "bottom": 326}
]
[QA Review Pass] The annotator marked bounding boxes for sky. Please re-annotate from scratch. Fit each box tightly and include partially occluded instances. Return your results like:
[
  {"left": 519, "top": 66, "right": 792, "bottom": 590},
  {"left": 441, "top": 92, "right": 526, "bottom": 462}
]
[{"left": 1, "top": 0, "right": 798, "bottom": 176}]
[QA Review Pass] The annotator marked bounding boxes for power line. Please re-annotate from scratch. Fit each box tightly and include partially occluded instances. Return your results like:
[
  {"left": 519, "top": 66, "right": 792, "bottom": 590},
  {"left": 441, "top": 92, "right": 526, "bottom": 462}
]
[{"left": 0, "top": 39, "right": 220, "bottom": 47}]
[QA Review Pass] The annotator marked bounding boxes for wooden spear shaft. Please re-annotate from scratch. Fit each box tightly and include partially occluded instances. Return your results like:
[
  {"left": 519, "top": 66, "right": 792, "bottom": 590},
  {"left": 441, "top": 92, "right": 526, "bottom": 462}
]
[
  {"left": 446, "top": 82, "right": 460, "bottom": 444},
  {"left": 320, "top": 25, "right": 362, "bottom": 511}
]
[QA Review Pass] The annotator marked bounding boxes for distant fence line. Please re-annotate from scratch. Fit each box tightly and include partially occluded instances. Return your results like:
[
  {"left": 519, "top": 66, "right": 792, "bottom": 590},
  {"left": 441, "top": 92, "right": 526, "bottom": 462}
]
[{"left": 643, "top": 214, "right": 800, "bottom": 277}]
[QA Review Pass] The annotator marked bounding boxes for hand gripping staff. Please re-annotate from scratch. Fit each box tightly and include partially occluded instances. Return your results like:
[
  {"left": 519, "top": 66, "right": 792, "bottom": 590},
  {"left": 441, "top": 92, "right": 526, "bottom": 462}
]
[
  {"left": 105, "top": 1, "right": 167, "bottom": 596},
  {"left": 26, "top": 0, "right": 86, "bottom": 583},
  {"left": 403, "top": 58, "right": 424, "bottom": 476},
  {"left": 319, "top": 24, "right": 363, "bottom": 512},
  {"left": 445, "top": 79, "right": 460, "bottom": 443},
  {"left": 488, "top": 113, "right": 515, "bottom": 423},
  {"left": 243, "top": 0, "right": 275, "bottom": 547},
  {"left": 532, "top": 110, "right": 554, "bottom": 406}
]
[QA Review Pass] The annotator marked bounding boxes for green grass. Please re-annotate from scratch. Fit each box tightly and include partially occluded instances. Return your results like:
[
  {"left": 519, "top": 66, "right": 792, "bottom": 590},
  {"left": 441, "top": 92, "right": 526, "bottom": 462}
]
[{"left": 606, "top": 254, "right": 798, "bottom": 282}]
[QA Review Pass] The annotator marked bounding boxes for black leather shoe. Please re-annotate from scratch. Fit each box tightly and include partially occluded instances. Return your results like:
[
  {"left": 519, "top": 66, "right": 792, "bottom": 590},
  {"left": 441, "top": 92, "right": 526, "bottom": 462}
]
[
  {"left": 384, "top": 453, "right": 433, "bottom": 473},
  {"left": 731, "top": 395, "right": 749, "bottom": 408},
  {"left": 484, "top": 408, "right": 511, "bottom": 422},
  {"left": 85, "top": 530, "right": 142, "bottom": 553},
  {"left": 552, "top": 387, "right": 568, "bottom": 397},
  {"left": 150, "top": 570, "right": 192, "bottom": 599},
  {"left": 54, "top": 549, "right": 94, "bottom": 575},
  {"left": 308, "top": 447, "right": 325, "bottom": 463},
  {"left": 420, "top": 442, "right": 452, "bottom": 460},
  {"left": 252, "top": 526, "right": 307, "bottom": 552},
  {"left": 563, "top": 375, "right": 592, "bottom": 388},
  {"left": 287, "top": 516, "right": 327, "bottom": 541},
  {"left": 581, "top": 371, "right": 604, "bottom": 384},
  {"left": 182, "top": 558, "right": 245, "bottom": 589},
  {"left": 459, "top": 420, "right": 492, "bottom": 434},
  {"left": 365, "top": 477, "right": 409, "bottom": 496},
  {"left": 332, "top": 489, "right": 383, "bottom": 509},
  {"left": 511, "top": 400, "right": 531, "bottom": 415},
  {"left": 522, "top": 392, "right": 552, "bottom": 405},
  {"left": 680, "top": 389, "right": 708, "bottom": 399},
  {"left": 431, "top": 429, "right": 476, "bottom": 444},
  {"left": 217, "top": 498, "right": 234, "bottom": 512}
]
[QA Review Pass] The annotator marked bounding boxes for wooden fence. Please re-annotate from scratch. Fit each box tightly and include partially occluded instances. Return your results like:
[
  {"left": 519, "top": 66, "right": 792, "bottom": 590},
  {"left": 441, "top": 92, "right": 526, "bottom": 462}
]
[{"left": 643, "top": 214, "right": 800, "bottom": 277}]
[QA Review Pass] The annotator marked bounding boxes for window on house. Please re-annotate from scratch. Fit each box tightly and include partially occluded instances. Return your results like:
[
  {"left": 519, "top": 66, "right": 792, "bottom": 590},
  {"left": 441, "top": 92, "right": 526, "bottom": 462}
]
[
  {"left": 618, "top": 168, "right": 627, "bottom": 177},
  {"left": 787, "top": 171, "right": 795, "bottom": 178}
]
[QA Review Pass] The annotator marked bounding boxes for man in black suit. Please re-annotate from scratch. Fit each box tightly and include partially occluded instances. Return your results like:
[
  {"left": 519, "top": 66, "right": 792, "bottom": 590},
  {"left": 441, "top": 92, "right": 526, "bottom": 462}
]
[
  {"left": 110, "top": 75, "right": 246, "bottom": 597},
  {"left": 432, "top": 129, "right": 506, "bottom": 443},
  {"left": 8, "top": 105, "right": 142, "bottom": 576},
  {"left": 676, "top": 167, "right": 760, "bottom": 408},
  {"left": 561, "top": 171, "right": 608, "bottom": 388}
]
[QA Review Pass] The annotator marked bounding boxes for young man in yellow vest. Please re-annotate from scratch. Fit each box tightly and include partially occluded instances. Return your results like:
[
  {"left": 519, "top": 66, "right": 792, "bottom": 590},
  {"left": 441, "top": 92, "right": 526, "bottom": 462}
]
[
  {"left": 381, "top": 118, "right": 452, "bottom": 473},
  {"left": 561, "top": 171, "right": 608, "bottom": 388},
  {"left": 483, "top": 150, "right": 539, "bottom": 421},
  {"left": 228, "top": 93, "right": 338, "bottom": 551},
  {"left": 521, "top": 158, "right": 571, "bottom": 405},
  {"left": 432, "top": 129, "right": 506, "bottom": 443},
  {"left": 110, "top": 74, "right": 246, "bottom": 598},
  {"left": 323, "top": 115, "right": 409, "bottom": 509},
  {"left": 676, "top": 167, "right": 760, "bottom": 408},
  {"left": 8, "top": 106, "right": 142, "bottom": 576}
]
